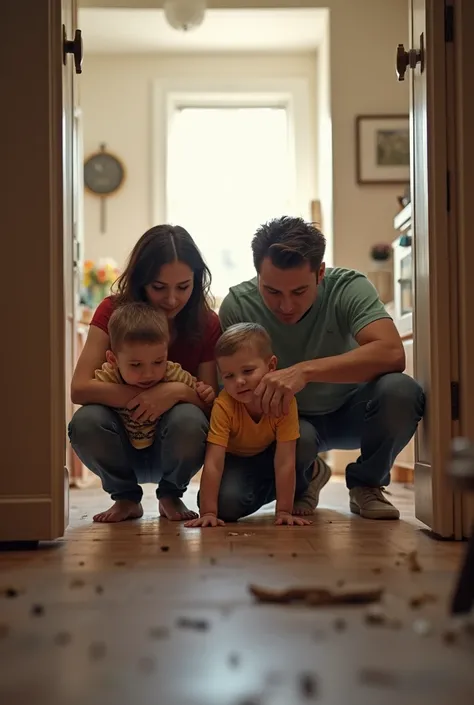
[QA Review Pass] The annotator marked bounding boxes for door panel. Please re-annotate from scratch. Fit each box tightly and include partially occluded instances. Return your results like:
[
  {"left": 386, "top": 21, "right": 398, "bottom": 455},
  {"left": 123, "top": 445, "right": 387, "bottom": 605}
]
[
  {"left": 411, "top": 0, "right": 456, "bottom": 537},
  {"left": 454, "top": 0, "right": 474, "bottom": 536},
  {"left": 63, "top": 0, "right": 80, "bottom": 493},
  {"left": 0, "top": 0, "right": 75, "bottom": 541}
]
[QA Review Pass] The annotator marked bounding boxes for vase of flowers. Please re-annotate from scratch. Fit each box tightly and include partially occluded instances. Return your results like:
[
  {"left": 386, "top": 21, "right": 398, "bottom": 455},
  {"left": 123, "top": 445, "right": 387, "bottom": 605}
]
[
  {"left": 367, "top": 243, "right": 392, "bottom": 304},
  {"left": 370, "top": 243, "right": 392, "bottom": 270},
  {"left": 82, "top": 258, "right": 120, "bottom": 308}
]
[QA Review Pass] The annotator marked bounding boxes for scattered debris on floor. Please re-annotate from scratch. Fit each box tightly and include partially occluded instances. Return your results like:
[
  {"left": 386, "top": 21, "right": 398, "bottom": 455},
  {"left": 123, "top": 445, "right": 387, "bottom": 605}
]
[
  {"left": 364, "top": 606, "right": 402, "bottom": 629},
  {"left": 149, "top": 626, "right": 170, "bottom": 640},
  {"left": 409, "top": 592, "right": 437, "bottom": 609},
  {"left": 442, "top": 628, "right": 458, "bottom": 645},
  {"left": 54, "top": 631, "right": 72, "bottom": 646},
  {"left": 333, "top": 617, "right": 347, "bottom": 632},
  {"left": 248, "top": 583, "right": 383, "bottom": 606},
  {"left": 70, "top": 578, "right": 85, "bottom": 589},
  {"left": 3, "top": 587, "right": 19, "bottom": 598},
  {"left": 227, "top": 532, "right": 255, "bottom": 537},
  {"left": 176, "top": 617, "right": 210, "bottom": 632},
  {"left": 0, "top": 623, "right": 10, "bottom": 638},
  {"left": 359, "top": 667, "right": 397, "bottom": 688},
  {"left": 407, "top": 550, "right": 422, "bottom": 572},
  {"left": 89, "top": 641, "right": 107, "bottom": 660},
  {"left": 299, "top": 672, "right": 319, "bottom": 698},
  {"left": 78, "top": 561, "right": 85, "bottom": 567},
  {"left": 412, "top": 618, "right": 433, "bottom": 636},
  {"left": 30, "top": 604, "right": 44, "bottom": 617}
]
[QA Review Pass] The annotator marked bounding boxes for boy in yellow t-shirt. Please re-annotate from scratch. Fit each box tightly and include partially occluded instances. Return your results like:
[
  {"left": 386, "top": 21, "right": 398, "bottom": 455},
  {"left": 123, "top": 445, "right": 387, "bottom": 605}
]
[
  {"left": 185, "top": 323, "right": 312, "bottom": 528},
  {"left": 94, "top": 302, "right": 213, "bottom": 450}
]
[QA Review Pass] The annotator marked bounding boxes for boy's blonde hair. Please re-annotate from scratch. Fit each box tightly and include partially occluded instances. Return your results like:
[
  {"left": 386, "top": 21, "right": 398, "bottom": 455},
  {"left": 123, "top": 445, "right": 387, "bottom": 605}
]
[
  {"left": 215, "top": 323, "right": 273, "bottom": 360},
  {"left": 108, "top": 302, "right": 169, "bottom": 352}
]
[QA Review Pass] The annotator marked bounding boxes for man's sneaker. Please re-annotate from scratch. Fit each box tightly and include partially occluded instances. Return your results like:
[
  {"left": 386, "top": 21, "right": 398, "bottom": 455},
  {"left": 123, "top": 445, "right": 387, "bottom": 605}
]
[
  {"left": 293, "top": 456, "right": 332, "bottom": 515},
  {"left": 349, "top": 487, "right": 400, "bottom": 520}
]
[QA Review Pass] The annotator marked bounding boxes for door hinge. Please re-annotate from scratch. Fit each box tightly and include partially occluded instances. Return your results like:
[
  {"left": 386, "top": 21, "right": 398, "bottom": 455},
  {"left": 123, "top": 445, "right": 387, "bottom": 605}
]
[
  {"left": 451, "top": 381, "right": 460, "bottom": 421},
  {"left": 447, "top": 170, "right": 451, "bottom": 211},
  {"left": 445, "top": 3, "right": 454, "bottom": 43}
]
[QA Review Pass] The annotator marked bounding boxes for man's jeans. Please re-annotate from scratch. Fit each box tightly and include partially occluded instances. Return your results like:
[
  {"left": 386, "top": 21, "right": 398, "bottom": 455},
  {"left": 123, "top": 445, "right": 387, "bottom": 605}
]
[
  {"left": 68, "top": 403, "right": 208, "bottom": 503},
  {"left": 208, "top": 372, "right": 425, "bottom": 521}
]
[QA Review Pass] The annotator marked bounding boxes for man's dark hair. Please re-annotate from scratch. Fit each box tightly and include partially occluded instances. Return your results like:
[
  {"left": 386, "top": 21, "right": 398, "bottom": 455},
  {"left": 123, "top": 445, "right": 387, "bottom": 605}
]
[{"left": 251, "top": 216, "right": 326, "bottom": 273}]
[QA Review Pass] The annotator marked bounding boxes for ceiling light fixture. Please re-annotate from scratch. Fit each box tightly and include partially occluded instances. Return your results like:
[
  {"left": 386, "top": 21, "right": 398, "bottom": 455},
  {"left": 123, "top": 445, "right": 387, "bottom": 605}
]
[{"left": 163, "top": 0, "right": 207, "bottom": 32}]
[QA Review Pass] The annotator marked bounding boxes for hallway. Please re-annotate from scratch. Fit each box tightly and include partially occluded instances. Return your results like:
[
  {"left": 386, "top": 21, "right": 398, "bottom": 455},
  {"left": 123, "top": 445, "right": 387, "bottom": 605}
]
[{"left": 1, "top": 480, "right": 473, "bottom": 705}]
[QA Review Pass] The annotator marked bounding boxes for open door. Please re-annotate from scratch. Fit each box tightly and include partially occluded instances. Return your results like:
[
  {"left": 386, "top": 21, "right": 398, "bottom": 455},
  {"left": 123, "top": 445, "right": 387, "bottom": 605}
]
[
  {"left": 453, "top": 0, "right": 474, "bottom": 537},
  {"left": 406, "top": 0, "right": 473, "bottom": 538},
  {"left": 0, "top": 0, "right": 79, "bottom": 542}
]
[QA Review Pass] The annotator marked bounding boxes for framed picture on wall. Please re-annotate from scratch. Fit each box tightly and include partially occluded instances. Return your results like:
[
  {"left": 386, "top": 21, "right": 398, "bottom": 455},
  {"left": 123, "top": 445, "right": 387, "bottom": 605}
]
[{"left": 356, "top": 114, "right": 410, "bottom": 185}]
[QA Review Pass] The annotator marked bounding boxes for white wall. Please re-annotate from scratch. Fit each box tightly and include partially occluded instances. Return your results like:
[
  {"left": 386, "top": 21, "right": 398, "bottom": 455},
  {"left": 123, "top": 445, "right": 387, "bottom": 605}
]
[{"left": 81, "top": 52, "right": 318, "bottom": 269}]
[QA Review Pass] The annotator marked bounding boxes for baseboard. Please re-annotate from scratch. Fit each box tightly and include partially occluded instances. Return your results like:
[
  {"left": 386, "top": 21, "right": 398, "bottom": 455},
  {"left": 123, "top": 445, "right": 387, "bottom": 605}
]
[
  {"left": 392, "top": 464, "right": 414, "bottom": 484},
  {"left": 329, "top": 463, "right": 414, "bottom": 485}
]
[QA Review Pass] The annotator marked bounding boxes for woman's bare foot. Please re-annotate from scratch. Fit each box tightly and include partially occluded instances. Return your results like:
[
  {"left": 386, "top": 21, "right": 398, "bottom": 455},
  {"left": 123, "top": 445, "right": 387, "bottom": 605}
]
[
  {"left": 159, "top": 497, "right": 198, "bottom": 521},
  {"left": 93, "top": 500, "right": 143, "bottom": 523}
]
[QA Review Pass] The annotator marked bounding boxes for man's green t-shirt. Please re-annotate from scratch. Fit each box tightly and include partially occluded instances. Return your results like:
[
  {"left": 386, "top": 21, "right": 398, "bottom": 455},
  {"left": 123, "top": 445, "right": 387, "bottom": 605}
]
[{"left": 218, "top": 268, "right": 391, "bottom": 416}]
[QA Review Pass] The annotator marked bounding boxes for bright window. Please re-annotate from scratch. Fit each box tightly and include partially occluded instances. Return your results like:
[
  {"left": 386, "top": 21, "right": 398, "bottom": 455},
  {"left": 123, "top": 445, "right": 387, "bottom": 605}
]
[{"left": 167, "top": 105, "right": 295, "bottom": 303}]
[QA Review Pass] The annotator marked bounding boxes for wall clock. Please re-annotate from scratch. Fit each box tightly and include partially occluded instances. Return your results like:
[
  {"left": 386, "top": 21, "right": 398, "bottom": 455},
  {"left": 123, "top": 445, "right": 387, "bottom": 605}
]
[{"left": 84, "top": 143, "right": 126, "bottom": 233}]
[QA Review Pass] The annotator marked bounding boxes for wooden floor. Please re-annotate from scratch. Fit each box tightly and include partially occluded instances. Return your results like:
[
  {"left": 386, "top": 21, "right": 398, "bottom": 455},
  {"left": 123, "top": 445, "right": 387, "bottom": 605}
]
[{"left": 1, "top": 479, "right": 473, "bottom": 705}]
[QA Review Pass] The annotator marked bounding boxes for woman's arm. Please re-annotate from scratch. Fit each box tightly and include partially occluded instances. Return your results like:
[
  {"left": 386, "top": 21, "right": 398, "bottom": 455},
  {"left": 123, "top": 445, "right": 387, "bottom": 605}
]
[{"left": 71, "top": 326, "right": 143, "bottom": 407}]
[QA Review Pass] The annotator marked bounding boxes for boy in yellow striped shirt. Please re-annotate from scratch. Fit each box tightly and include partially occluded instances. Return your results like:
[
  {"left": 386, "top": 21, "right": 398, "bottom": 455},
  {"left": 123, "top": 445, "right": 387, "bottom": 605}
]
[{"left": 95, "top": 302, "right": 213, "bottom": 449}]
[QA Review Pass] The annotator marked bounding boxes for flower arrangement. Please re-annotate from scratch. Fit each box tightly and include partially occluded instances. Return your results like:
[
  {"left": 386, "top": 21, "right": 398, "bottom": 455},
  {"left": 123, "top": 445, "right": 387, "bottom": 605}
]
[
  {"left": 370, "top": 243, "right": 391, "bottom": 262},
  {"left": 82, "top": 258, "right": 120, "bottom": 307}
]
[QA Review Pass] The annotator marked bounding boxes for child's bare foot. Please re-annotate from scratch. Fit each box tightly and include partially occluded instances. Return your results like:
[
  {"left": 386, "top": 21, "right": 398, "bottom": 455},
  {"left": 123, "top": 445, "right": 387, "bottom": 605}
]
[
  {"left": 159, "top": 497, "right": 198, "bottom": 521},
  {"left": 93, "top": 500, "right": 143, "bottom": 523}
]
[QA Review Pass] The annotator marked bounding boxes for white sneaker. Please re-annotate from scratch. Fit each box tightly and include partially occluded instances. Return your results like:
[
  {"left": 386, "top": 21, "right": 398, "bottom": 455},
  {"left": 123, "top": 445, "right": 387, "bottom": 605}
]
[
  {"left": 293, "top": 456, "right": 332, "bottom": 515},
  {"left": 349, "top": 487, "right": 400, "bottom": 520}
]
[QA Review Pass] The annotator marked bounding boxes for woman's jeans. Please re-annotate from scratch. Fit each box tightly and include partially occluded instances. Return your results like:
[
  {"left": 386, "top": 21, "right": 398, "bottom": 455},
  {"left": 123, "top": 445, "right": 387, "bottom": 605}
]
[{"left": 68, "top": 403, "right": 208, "bottom": 504}]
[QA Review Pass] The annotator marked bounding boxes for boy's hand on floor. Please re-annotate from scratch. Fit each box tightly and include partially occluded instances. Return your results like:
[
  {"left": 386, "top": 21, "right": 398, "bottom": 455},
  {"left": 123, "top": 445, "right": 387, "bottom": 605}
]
[
  {"left": 274, "top": 511, "right": 312, "bottom": 526},
  {"left": 185, "top": 513, "right": 225, "bottom": 528}
]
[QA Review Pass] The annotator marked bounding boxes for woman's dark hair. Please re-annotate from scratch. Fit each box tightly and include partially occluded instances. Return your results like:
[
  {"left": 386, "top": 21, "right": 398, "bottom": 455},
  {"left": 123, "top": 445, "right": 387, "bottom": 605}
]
[{"left": 112, "top": 224, "right": 213, "bottom": 341}]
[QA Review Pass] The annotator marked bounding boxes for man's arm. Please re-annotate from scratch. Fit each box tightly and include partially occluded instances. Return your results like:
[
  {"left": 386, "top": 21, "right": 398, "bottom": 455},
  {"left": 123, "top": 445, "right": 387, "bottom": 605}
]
[
  {"left": 255, "top": 319, "right": 404, "bottom": 416},
  {"left": 300, "top": 318, "right": 405, "bottom": 384}
]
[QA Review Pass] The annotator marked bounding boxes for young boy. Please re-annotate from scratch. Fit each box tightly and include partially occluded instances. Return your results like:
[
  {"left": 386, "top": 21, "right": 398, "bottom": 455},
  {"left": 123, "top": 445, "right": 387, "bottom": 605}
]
[
  {"left": 95, "top": 302, "right": 214, "bottom": 449},
  {"left": 185, "top": 323, "right": 312, "bottom": 528}
]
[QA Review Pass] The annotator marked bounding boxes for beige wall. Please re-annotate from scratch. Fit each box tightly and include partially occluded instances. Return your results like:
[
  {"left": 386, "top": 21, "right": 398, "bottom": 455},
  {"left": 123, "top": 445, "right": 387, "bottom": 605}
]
[
  {"left": 80, "top": 0, "right": 409, "bottom": 277},
  {"left": 329, "top": 0, "right": 409, "bottom": 273},
  {"left": 81, "top": 52, "right": 318, "bottom": 268}
]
